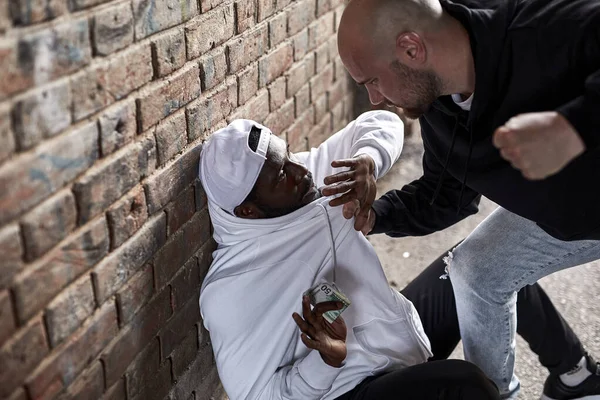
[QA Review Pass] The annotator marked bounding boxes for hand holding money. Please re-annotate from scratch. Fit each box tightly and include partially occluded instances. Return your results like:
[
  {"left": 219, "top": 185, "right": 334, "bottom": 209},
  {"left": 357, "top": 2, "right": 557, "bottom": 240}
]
[{"left": 292, "top": 296, "right": 347, "bottom": 368}]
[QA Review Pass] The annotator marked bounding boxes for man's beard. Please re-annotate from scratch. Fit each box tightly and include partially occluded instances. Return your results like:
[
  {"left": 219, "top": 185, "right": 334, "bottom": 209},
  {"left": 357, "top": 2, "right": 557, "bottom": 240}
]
[{"left": 390, "top": 60, "right": 443, "bottom": 119}]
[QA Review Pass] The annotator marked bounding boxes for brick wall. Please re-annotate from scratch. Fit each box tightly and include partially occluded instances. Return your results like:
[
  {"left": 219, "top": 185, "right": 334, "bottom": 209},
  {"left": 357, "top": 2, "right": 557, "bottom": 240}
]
[{"left": 0, "top": 0, "right": 355, "bottom": 398}]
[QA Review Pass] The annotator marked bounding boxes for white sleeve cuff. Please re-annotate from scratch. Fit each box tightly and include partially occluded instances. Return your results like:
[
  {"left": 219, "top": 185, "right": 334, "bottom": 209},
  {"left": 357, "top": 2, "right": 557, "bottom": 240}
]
[{"left": 297, "top": 351, "right": 345, "bottom": 391}]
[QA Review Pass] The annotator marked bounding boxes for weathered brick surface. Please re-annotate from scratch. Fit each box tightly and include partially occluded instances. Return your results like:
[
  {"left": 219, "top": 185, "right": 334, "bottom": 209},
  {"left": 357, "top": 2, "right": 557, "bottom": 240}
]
[
  {"left": 0, "top": 0, "right": 353, "bottom": 397},
  {"left": 133, "top": 0, "right": 198, "bottom": 40},
  {"left": 0, "top": 289, "right": 16, "bottom": 346},
  {"left": 21, "top": 189, "right": 77, "bottom": 261},
  {"left": 138, "top": 63, "right": 201, "bottom": 130},
  {"left": 93, "top": 1, "right": 134, "bottom": 56},
  {"left": 0, "top": 103, "right": 15, "bottom": 163},
  {"left": 12, "top": 80, "right": 71, "bottom": 150},
  {"left": 0, "top": 121, "right": 98, "bottom": 226},
  {"left": 0, "top": 317, "right": 49, "bottom": 398},
  {"left": 45, "top": 274, "right": 96, "bottom": 348},
  {"left": 228, "top": 24, "right": 269, "bottom": 73},
  {"left": 151, "top": 28, "right": 187, "bottom": 78},
  {"left": 99, "top": 101, "right": 137, "bottom": 157},
  {"left": 0, "top": 224, "right": 23, "bottom": 289},
  {"left": 93, "top": 213, "right": 166, "bottom": 304},
  {"left": 13, "top": 217, "right": 109, "bottom": 324},
  {"left": 185, "top": 4, "right": 235, "bottom": 60},
  {"left": 107, "top": 186, "right": 149, "bottom": 250},
  {"left": 155, "top": 110, "right": 187, "bottom": 166}
]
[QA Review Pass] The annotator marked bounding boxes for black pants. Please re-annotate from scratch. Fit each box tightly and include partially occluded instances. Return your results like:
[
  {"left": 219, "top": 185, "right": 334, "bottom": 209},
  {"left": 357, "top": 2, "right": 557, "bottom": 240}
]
[{"left": 336, "top": 244, "right": 585, "bottom": 400}]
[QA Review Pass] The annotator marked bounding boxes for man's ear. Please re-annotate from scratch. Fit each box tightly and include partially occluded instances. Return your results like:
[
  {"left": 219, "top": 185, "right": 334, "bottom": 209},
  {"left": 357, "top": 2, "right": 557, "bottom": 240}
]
[
  {"left": 395, "top": 32, "right": 427, "bottom": 66},
  {"left": 233, "top": 202, "right": 263, "bottom": 219}
]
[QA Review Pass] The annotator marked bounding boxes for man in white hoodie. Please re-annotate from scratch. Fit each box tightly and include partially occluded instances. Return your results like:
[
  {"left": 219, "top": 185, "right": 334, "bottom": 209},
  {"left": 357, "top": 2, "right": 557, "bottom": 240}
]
[{"left": 199, "top": 111, "right": 586, "bottom": 400}]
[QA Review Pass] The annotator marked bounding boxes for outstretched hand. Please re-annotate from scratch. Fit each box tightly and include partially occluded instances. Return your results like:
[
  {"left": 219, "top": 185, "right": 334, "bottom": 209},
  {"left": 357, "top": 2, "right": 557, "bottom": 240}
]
[
  {"left": 322, "top": 154, "right": 376, "bottom": 232},
  {"left": 292, "top": 296, "right": 347, "bottom": 368}
]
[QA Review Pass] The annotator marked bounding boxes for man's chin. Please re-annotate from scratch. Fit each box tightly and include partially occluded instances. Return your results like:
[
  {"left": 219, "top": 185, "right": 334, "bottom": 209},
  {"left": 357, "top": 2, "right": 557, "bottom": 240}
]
[{"left": 401, "top": 106, "right": 428, "bottom": 120}]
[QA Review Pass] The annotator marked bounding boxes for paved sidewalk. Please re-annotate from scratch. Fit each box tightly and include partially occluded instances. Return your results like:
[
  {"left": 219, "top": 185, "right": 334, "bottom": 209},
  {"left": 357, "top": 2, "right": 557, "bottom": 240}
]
[{"left": 368, "top": 130, "right": 600, "bottom": 399}]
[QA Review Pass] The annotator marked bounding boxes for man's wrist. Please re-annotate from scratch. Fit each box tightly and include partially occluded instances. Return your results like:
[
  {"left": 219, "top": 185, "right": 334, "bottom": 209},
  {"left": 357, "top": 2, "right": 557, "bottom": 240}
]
[{"left": 321, "top": 354, "right": 344, "bottom": 368}]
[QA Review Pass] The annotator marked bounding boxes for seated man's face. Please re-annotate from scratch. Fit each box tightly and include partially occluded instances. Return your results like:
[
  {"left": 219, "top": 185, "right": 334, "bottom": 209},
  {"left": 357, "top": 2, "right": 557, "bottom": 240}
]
[{"left": 234, "top": 135, "right": 321, "bottom": 219}]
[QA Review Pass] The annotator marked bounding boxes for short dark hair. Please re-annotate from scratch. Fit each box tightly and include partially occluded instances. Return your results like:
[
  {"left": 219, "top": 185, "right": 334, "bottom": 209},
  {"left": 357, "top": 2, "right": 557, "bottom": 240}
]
[{"left": 242, "top": 126, "right": 262, "bottom": 203}]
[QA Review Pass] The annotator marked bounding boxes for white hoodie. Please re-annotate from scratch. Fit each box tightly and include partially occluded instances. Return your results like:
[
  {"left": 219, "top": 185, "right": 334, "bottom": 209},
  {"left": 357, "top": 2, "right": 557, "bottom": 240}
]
[{"left": 199, "top": 111, "right": 432, "bottom": 400}]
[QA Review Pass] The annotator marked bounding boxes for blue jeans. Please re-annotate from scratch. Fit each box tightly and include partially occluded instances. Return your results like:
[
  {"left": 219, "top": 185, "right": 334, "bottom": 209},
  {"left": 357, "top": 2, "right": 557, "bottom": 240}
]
[{"left": 447, "top": 207, "right": 600, "bottom": 399}]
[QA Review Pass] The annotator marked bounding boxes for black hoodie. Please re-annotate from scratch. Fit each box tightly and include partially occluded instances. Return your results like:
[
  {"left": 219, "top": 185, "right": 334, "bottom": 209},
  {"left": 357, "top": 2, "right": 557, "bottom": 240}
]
[{"left": 371, "top": 0, "right": 600, "bottom": 241}]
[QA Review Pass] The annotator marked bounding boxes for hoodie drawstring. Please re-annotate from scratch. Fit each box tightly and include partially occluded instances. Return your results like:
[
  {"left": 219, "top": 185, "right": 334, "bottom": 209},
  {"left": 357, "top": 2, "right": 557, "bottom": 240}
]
[
  {"left": 430, "top": 116, "right": 460, "bottom": 206},
  {"left": 318, "top": 204, "right": 338, "bottom": 283}
]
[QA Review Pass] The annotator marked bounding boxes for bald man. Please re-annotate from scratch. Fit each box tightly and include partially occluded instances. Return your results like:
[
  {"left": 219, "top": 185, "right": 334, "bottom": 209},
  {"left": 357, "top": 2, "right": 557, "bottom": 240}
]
[{"left": 331, "top": 0, "right": 600, "bottom": 399}]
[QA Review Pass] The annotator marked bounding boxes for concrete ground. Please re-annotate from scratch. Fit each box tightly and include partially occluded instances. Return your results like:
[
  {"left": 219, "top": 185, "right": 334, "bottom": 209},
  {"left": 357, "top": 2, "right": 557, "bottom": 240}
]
[{"left": 368, "top": 130, "right": 600, "bottom": 399}]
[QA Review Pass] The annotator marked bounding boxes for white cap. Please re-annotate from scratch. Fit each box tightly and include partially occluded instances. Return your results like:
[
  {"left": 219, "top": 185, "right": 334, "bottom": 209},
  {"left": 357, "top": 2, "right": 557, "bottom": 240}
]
[{"left": 199, "top": 119, "right": 271, "bottom": 214}]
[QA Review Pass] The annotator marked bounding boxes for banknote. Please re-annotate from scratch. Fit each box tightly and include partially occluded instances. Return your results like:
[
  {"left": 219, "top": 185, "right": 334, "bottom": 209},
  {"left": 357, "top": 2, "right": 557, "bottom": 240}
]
[{"left": 303, "top": 282, "right": 351, "bottom": 323}]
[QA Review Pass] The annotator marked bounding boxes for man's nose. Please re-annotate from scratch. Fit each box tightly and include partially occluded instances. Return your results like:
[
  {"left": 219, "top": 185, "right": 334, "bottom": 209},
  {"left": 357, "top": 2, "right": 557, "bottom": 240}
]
[{"left": 366, "top": 86, "right": 384, "bottom": 105}]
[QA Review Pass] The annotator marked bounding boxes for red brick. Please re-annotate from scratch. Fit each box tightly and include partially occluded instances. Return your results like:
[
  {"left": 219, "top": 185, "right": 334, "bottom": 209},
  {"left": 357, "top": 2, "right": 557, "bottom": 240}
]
[
  {"left": 313, "top": 93, "right": 328, "bottom": 123},
  {"left": 170, "top": 258, "right": 201, "bottom": 311},
  {"left": 133, "top": 0, "right": 198, "bottom": 40},
  {"left": 71, "top": 64, "right": 111, "bottom": 121},
  {"left": 265, "top": 98, "right": 295, "bottom": 135},
  {"left": 16, "top": 18, "right": 92, "bottom": 87},
  {"left": 0, "top": 121, "right": 98, "bottom": 226},
  {"left": 316, "top": 0, "right": 331, "bottom": 17},
  {"left": 13, "top": 217, "right": 109, "bottom": 324},
  {"left": 200, "top": 0, "right": 224, "bottom": 12},
  {"left": 26, "top": 302, "right": 119, "bottom": 400},
  {"left": 228, "top": 23, "right": 268, "bottom": 73},
  {"left": 0, "top": 317, "right": 49, "bottom": 398},
  {"left": 291, "top": 28, "right": 309, "bottom": 61},
  {"left": 125, "top": 338, "right": 160, "bottom": 398},
  {"left": 328, "top": 34, "right": 338, "bottom": 61},
  {"left": 70, "top": 0, "right": 112, "bottom": 10},
  {"left": 259, "top": 42, "right": 293, "bottom": 87},
  {"left": 105, "top": 44, "right": 153, "bottom": 101},
  {"left": 9, "top": 0, "right": 67, "bottom": 25},
  {"left": 308, "top": 12, "right": 334, "bottom": 48},
  {"left": 235, "top": 0, "right": 257, "bottom": 33},
  {"left": 328, "top": 77, "right": 347, "bottom": 108},
  {"left": 186, "top": 78, "right": 237, "bottom": 142},
  {"left": 316, "top": 42, "right": 330, "bottom": 71},
  {"left": 310, "top": 63, "right": 334, "bottom": 100},
  {"left": 12, "top": 80, "right": 71, "bottom": 150},
  {"left": 197, "top": 239, "right": 216, "bottom": 282},
  {"left": 0, "top": 39, "right": 32, "bottom": 100},
  {"left": 155, "top": 110, "right": 187, "bottom": 166},
  {"left": 73, "top": 138, "right": 154, "bottom": 225},
  {"left": 55, "top": 360, "right": 104, "bottom": 400},
  {"left": 294, "top": 84, "right": 311, "bottom": 117},
  {"left": 170, "top": 327, "right": 198, "bottom": 378},
  {"left": 269, "top": 10, "right": 288, "bottom": 47},
  {"left": 107, "top": 186, "right": 149, "bottom": 250},
  {"left": 185, "top": 4, "right": 235, "bottom": 60},
  {"left": 45, "top": 274, "right": 96, "bottom": 348},
  {"left": 138, "top": 63, "right": 201, "bottom": 131},
  {"left": 268, "top": 76, "right": 287, "bottom": 111},
  {"left": 99, "top": 101, "right": 137, "bottom": 157},
  {"left": 169, "top": 344, "right": 214, "bottom": 399},
  {"left": 21, "top": 189, "right": 77, "bottom": 261},
  {"left": 116, "top": 264, "right": 154, "bottom": 326},
  {"left": 160, "top": 297, "right": 200, "bottom": 360},
  {"left": 331, "top": 99, "right": 347, "bottom": 132},
  {"left": 229, "top": 88, "right": 269, "bottom": 122},
  {"left": 93, "top": 213, "right": 166, "bottom": 304},
  {"left": 196, "top": 367, "right": 221, "bottom": 400},
  {"left": 200, "top": 47, "right": 228, "bottom": 91},
  {"left": 258, "top": 0, "right": 275, "bottom": 20},
  {"left": 0, "top": 224, "right": 23, "bottom": 290},
  {"left": 101, "top": 287, "right": 171, "bottom": 386},
  {"left": 0, "top": 289, "right": 16, "bottom": 346},
  {"left": 102, "top": 379, "right": 126, "bottom": 400},
  {"left": 286, "top": 60, "right": 309, "bottom": 98},
  {"left": 195, "top": 181, "right": 208, "bottom": 211},
  {"left": 7, "top": 387, "right": 28, "bottom": 400},
  {"left": 288, "top": 108, "right": 314, "bottom": 150},
  {"left": 288, "top": 0, "right": 315, "bottom": 35},
  {"left": 93, "top": 1, "right": 134, "bottom": 56},
  {"left": 238, "top": 63, "right": 259, "bottom": 105},
  {"left": 0, "top": 103, "right": 15, "bottom": 163},
  {"left": 151, "top": 28, "right": 186, "bottom": 78},
  {"left": 165, "top": 186, "right": 196, "bottom": 235},
  {"left": 155, "top": 211, "right": 211, "bottom": 289},
  {"left": 131, "top": 359, "right": 172, "bottom": 400},
  {"left": 0, "top": 2, "right": 9, "bottom": 32},
  {"left": 308, "top": 113, "right": 331, "bottom": 147}
]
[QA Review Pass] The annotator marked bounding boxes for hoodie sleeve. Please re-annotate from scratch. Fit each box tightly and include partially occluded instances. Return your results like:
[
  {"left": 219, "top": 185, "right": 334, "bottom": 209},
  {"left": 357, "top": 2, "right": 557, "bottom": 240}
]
[
  {"left": 556, "top": 11, "right": 600, "bottom": 150},
  {"left": 371, "top": 133, "right": 481, "bottom": 237},
  {"left": 297, "top": 110, "right": 404, "bottom": 186}
]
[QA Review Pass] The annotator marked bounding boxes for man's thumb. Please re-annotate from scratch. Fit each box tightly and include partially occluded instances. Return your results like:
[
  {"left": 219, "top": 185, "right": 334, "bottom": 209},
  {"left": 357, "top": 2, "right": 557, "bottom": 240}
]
[{"left": 342, "top": 200, "right": 359, "bottom": 219}]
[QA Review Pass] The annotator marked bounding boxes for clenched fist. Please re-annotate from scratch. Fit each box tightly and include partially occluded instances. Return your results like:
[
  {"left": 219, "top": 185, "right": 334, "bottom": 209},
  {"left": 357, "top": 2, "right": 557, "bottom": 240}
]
[{"left": 493, "top": 112, "right": 585, "bottom": 180}]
